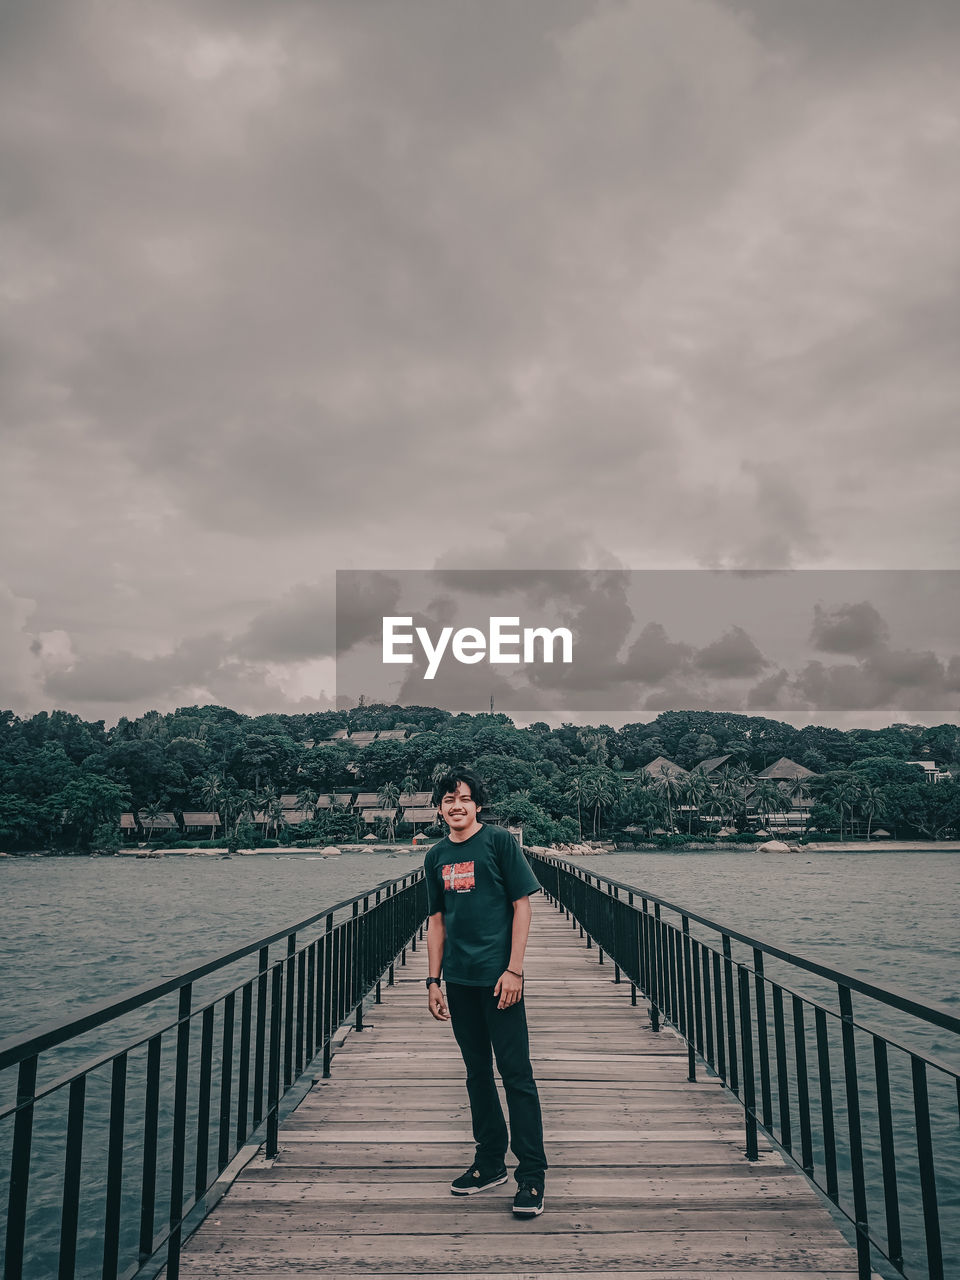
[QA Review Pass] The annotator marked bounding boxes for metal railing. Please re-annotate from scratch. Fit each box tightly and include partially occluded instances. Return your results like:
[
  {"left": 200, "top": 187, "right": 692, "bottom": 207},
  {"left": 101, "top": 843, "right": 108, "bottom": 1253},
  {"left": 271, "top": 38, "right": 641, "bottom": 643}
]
[
  {"left": 0, "top": 869, "right": 426, "bottom": 1280},
  {"left": 529, "top": 853, "right": 960, "bottom": 1280}
]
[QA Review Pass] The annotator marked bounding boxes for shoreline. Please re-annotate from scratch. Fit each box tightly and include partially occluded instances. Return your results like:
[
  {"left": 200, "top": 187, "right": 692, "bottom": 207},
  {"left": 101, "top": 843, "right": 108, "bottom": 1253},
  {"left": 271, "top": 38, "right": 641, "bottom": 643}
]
[{"left": 5, "top": 840, "right": 960, "bottom": 858}]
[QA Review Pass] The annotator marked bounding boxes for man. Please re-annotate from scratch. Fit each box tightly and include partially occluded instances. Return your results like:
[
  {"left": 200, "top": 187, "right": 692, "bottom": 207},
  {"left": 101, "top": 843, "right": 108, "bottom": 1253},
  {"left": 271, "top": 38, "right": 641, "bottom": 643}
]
[{"left": 424, "top": 768, "right": 548, "bottom": 1218}]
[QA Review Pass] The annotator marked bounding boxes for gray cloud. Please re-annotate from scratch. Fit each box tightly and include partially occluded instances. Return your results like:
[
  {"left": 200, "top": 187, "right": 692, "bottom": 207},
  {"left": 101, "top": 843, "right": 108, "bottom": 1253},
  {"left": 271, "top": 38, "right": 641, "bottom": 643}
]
[
  {"left": 622, "top": 623, "right": 693, "bottom": 684},
  {"left": 811, "top": 602, "right": 889, "bottom": 655},
  {"left": 2, "top": 2, "right": 960, "bottom": 725},
  {"left": 238, "top": 583, "right": 336, "bottom": 661},
  {"left": 695, "top": 625, "right": 768, "bottom": 678}
]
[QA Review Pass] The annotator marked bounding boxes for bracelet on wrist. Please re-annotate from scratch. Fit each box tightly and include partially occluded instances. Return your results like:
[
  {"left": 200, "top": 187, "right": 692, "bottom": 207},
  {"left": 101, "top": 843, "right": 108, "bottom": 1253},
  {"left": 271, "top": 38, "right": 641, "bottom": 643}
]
[{"left": 507, "top": 968, "right": 523, "bottom": 979}]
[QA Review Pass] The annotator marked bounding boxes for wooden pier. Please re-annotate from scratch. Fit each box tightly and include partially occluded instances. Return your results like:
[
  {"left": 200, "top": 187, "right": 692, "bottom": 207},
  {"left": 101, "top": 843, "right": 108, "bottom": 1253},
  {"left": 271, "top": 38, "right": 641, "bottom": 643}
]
[{"left": 172, "top": 896, "right": 861, "bottom": 1278}]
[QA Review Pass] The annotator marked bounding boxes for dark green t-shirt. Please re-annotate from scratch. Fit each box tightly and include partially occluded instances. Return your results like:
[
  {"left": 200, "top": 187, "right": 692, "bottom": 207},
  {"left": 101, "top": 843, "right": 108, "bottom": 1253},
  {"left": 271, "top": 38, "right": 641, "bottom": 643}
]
[{"left": 424, "top": 824, "right": 541, "bottom": 986}]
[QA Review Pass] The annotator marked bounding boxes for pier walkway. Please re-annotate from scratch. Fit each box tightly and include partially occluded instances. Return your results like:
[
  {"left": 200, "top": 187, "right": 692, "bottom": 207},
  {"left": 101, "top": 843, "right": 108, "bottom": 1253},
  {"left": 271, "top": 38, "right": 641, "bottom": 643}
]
[{"left": 172, "top": 896, "right": 859, "bottom": 1278}]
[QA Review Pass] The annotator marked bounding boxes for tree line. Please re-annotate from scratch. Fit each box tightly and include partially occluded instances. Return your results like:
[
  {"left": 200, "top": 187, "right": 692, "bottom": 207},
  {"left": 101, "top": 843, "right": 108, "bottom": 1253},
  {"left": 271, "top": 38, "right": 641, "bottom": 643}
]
[{"left": 0, "top": 704, "right": 958, "bottom": 852}]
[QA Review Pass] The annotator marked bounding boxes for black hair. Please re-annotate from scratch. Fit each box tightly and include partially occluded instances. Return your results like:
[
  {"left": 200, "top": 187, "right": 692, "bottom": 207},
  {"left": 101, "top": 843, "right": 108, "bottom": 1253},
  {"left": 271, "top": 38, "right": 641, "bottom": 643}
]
[{"left": 432, "top": 768, "right": 487, "bottom": 809}]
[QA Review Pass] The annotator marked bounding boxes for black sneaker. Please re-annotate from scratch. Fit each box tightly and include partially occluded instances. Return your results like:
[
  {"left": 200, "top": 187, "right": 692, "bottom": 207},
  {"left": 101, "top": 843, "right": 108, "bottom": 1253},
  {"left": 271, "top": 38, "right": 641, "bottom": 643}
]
[
  {"left": 450, "top": 1163, "right": 508, "bottom": 1195},
  {"left": 512, "top": 1182, "right": 544, "bottom": 1216}
]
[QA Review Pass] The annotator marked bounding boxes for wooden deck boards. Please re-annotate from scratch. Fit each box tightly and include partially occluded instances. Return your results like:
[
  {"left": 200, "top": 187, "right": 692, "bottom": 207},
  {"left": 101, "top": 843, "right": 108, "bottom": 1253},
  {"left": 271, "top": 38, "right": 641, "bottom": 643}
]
[{"left": 173, "top": 897, "right": 860, "bottom": 1277}]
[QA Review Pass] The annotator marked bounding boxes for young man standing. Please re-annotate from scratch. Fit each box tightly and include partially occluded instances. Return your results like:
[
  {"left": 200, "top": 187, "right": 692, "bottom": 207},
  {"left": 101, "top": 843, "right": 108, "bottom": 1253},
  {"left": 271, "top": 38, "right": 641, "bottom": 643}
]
[{"left": 424, "top": 769, "right": 548, "bottom": 1217}]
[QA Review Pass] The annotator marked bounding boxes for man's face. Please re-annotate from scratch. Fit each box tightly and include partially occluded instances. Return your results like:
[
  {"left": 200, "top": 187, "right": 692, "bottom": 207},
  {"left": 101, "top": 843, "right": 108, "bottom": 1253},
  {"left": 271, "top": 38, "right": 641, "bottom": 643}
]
[{"left": 439, "top": 781, "right": 480, "bottom": 835}]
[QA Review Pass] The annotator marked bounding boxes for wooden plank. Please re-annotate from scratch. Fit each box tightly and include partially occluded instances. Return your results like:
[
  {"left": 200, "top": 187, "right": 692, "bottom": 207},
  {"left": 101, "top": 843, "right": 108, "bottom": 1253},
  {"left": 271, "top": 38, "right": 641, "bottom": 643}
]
[
  {"left": 198, "top": 1205, "right": 843, "bottom": 1234},
  {"left": 226, "top": 1177, "right": 824, "bottom": 1205},
  {"left": 177, "top": 1234, "right": 858, "bottom": 1268},
  {"left": 277, "top": 1126, "right": 758, "bottom": 1143},
  {"left": 267, "top": 1143, "right": 780, "bottom": 1167},
  {"left": 177, "top": 1270, "right": 862, "bottom": 1279}
]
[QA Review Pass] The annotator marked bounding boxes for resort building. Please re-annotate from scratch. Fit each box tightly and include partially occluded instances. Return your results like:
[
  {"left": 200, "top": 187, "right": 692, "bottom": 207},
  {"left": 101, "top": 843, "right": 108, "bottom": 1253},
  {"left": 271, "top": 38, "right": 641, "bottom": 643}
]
[{"left": 905, "top": 760, "right": 951, "bottom": 783}]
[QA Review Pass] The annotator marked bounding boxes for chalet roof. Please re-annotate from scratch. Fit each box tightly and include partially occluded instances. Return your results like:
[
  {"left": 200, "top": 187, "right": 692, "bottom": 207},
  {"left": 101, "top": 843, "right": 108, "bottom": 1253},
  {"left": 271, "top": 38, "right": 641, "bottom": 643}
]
[
  {"left": 354, "top": 792, "right": 381, "bottom": 807},
  {"left": 182, "top": 812, "right": 219, "bottom": 826},
  {"left": 282, "top": 810, "right": 310, "bottom": 825},
  {"left": 348, "top": 731, "right": 378, "bottom": 747},
  {"left": 756, "top": 757, "right": 816, "bottom": 780},
  {"left": 120, "top": 813, "right": 137, "bottom": 829},
  {"left": 400, "top": 791, "right": 433, "bottom": 808},
  {"left": 314, "top": 794, "right": 333, "bottom": 808},
  {"left": 280, "top": 794, "right": 299, "bottom": 808},
  {"left": 402, "top": 807, "right": 437, "bottom": 823},
  {"left": 333, "top": 793, "right": 354, "bottom": 806},
  {"left": 136, "top": 810, "right": 177, "bottom": 828},
  {"left": 362, "top": 807, "right": 398, "bottom": 822},
  {"left": 696, "top": 754, "right": 731, "bottom": 774},
  {"left": 376, "top": 729, "right": 407, "bottom": 741},
  {"left": 641, "top": 756, "right": 688, "bottom": 779}
]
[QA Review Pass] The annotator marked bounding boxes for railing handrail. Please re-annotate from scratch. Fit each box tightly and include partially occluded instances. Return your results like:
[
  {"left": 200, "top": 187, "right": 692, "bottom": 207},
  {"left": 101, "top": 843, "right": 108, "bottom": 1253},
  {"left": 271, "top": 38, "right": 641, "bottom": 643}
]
[
  {"left": 534, "top": 853, "right": 960, "bottom": 1035},
  {"left": 0, "top": 866, "right": 424, "bottom": 1072}
]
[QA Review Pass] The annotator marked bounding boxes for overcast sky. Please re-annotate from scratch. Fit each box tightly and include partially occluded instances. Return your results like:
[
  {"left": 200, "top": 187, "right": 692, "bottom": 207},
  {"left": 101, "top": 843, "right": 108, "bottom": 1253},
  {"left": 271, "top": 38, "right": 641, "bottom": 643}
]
[{"left": 2, "top": 0, "right": 959, "bottom": 729}]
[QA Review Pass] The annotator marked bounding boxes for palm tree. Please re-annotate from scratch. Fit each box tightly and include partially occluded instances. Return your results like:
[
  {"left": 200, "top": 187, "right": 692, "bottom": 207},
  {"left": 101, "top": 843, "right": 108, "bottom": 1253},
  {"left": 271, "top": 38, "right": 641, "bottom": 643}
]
[
  {"left": 199, "top": 772, "right": 226, "bottom": 838},
  {"left": 140, "top": 800, "right": 165, "bottom": 844},
  {"left": 821, "top": 777, "right": 862, "bottom": 841},
  {"left": 681, "top": 771, "right": 713, "bottom": 834},
  {"left": 264, "top": 792, "right": 285, "bottom": 840},
  {"left": 259, "top": 786, "right": 279, "bottom": 837},
  {"left": 712, "top": 767, "right": 740, "bottom": 827},
  {"left": 378, "top": 782, "right": 400, "bottom": 841},
  {"left": 583, "top": 768, "right": 620, "bottom": 837},
  {"left": 858, "top": 783, "right": 887, "bottom": 840},
  {"left": 784, "top": 776, "right": 811, "bottom": 830},
  {"left": 231, "top": 789, "right": 256, "bottom": 837},
  {"left": 702, "top": 791, "right": 726, "bottom": 831},
  {"left": 565, "top": 772, "right": 588, "bottom": 840},
  {"left": 296, "top": 787, "right": 319, "bottom": 820},
  {"left": 751, "top": 779, "right": 782, "bottom": 832},
  {"left": 652, "top": 766, "right": 683, "bottom": 833}
]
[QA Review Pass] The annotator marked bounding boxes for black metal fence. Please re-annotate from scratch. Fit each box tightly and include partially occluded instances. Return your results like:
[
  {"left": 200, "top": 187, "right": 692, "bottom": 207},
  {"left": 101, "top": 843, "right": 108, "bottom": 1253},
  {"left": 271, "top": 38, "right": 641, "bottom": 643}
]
[
  {"left": 0, "top": 869, "right": 426, "bottom": 1280},
  {"left": 529, "top": 853, "right": 960, "bottom": 1280}
]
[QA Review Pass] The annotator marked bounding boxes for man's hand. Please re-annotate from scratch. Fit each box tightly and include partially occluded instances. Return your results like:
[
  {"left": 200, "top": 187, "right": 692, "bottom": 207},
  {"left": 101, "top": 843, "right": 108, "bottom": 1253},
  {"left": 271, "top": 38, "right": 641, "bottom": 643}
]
[
  {"left": 427, "top": 983, "right": 449, "bottom": 1021},
  {"left": 493, "top": 970, "right": 523, "bottom": 1010}
]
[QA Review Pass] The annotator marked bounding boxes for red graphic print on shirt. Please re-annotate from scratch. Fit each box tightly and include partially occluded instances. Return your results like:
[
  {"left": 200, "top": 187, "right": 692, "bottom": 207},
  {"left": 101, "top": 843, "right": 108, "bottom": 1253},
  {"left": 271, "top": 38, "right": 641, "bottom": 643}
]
[{"left": 442, "top": 861, "right": 475, "bottom": 892}]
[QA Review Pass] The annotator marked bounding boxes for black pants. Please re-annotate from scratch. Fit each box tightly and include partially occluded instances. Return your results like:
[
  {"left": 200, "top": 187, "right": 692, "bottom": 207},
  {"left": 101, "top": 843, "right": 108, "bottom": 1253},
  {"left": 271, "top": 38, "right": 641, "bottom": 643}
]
[{"left": 446, "top": 982, "right": 547, "bottom": 1187}]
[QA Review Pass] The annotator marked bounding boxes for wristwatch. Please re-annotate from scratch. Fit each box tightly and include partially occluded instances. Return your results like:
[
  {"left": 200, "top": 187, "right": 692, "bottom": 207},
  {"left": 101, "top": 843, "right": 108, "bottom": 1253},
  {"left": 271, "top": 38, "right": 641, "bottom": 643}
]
[{"left": 425, "top": 976, "right": 441, "bottom": 989}]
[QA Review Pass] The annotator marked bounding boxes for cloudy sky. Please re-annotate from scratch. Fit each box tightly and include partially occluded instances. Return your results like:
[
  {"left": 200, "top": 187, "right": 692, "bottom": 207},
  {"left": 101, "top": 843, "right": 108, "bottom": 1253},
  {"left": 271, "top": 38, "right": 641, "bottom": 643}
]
[{"left": 2, "top": 0, "right": 959, "bottom": 728}]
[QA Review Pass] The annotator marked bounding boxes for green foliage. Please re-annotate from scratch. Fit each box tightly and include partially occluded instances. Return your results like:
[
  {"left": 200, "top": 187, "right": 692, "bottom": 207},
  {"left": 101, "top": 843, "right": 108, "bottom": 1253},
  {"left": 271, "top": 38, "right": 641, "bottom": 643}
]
[{"left": 1, "top": 702, "right": 957, "bottom": 852}]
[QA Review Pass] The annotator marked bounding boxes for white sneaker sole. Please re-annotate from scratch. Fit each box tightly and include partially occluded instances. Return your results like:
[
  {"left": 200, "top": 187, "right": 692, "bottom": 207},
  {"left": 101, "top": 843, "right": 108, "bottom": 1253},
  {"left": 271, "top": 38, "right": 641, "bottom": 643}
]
[
  {"left": 513, "top": 1201, "right": 544, "bottom": 1217},
  {"left": 450, "top": 1172, "right": 508, "bottom": 1196}
]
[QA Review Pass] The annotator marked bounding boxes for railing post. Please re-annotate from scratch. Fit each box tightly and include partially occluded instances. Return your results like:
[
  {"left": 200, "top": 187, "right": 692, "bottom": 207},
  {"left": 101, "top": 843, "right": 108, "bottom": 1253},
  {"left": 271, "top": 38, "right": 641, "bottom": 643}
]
[
  {"left": 838, "top": 984, "right": 872, "bottom": 1280},
  {"left": 61, "top": 1074, "right": 87, "bottom": 1278},
  {"left": 166, "top": 984, "right": 192, "bottom": 1280},
  {"left": 353, "top": 902, "right": 364, "bottom": 1031},
  {"left": 737, "top": 967, "right": 758, "bottom": 1160},
  {"left": 911, "top": 1054, "right": 944, "bottom": 1280},
  {"left": 322, "top": 914, "right": 334, "bottom": 1078},
  {"left": 253, "top": 946, "right": 269, "bottom": 1125},
  {"left": 284, "top": 934, "right": 296, "bottom": 1091},
  {"left": 682, "top": 917, "right": 696, "bottom": 1082},
  {"left": 650, "top": 903, "right": 662, "bottom": 1033},
  {"left": 5, "top": 1053, "right": 38, "bottom": 1280},
  {"left": 266, "top": 961, "right": 283, "bottom": 1159},
  {"left": 378, "top": 890, "right": 386, "bottom": 998},
  {"left": 753, "top": 949, "right": 772, "bottom": 1130}
]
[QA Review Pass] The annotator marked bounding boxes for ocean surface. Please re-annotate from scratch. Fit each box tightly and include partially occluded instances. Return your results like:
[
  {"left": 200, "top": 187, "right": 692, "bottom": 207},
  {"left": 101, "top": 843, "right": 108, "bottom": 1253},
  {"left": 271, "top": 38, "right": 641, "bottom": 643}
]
[{"left": 1, "top": 848, "right": 958, "bottom": 1279}]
